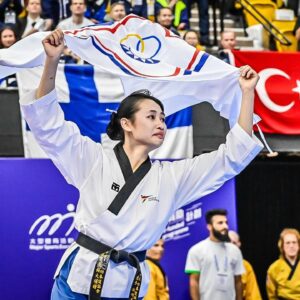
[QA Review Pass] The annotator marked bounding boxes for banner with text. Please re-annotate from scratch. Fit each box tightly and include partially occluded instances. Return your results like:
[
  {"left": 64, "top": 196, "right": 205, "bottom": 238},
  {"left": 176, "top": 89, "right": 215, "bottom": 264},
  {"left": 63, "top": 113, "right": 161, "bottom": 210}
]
[{"left": 0, "top": 159, "right": 236, "bottom": 300}]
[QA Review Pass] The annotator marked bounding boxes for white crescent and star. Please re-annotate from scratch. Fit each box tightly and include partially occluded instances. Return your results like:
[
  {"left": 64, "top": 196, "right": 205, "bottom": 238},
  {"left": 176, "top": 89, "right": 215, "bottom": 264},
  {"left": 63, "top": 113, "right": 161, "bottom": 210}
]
[{"left": 256, "top": 68, "right": 300, "bottom": 113}]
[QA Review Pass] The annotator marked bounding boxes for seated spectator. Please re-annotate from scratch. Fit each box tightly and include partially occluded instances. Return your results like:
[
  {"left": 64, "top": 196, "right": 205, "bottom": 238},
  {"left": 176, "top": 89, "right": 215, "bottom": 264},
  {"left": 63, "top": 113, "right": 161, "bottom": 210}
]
[
  {"left": 218, "top": 31, "right": 237, "bottom": 64},
  {"left": 155, "top": 0, "right": 188, "bottom": 30},
  {"left": 0, "top": 24, "right": 17, "bottom": 48},
  {"left": 110, "top": 0, "right": 132, "bottom": 16},
  {"left": 0, "top": 0, "right": 23, "bottom": 27},
  {"left": 107, "top": 2, "right": 126, "bottom": 22},
  {"left": 57, "top": 0, "right": 94, "bottom": 63},
  {"left": 156, "top": 7, "right": 180, "bottom": 36},
  {"left": 18, "top": 0, "right": 52, "bottom": 39},
  {"left": 0, "top": 25, "right": 18, "bottom": 86},
  {"left": 183, "top": 29, "right": 205, "bottom": 51},
  {"left": 228, "top": 230, "right": 262, "bottom": 300},
  {"left": 57, "top": 0, "right": 94, "bottom": 30},
  {"left": 267, "top": 228, "right": 300, "bottom": 299},
  {"left": 144, "top": 238, "right": 169, "bottom": 300}
]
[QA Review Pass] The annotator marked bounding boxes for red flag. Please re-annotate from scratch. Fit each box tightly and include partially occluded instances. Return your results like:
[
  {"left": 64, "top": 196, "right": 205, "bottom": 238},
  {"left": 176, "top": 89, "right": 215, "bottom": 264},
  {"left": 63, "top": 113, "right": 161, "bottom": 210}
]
[{"left": 233, "top": 50, "right": 300, "bottom": 134}]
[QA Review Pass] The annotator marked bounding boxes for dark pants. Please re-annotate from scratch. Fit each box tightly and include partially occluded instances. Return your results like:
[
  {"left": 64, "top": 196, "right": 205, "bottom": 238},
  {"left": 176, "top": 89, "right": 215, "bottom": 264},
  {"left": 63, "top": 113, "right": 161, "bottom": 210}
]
[{"left": 186, "top": 0, "right": 209, "bottom": 44}]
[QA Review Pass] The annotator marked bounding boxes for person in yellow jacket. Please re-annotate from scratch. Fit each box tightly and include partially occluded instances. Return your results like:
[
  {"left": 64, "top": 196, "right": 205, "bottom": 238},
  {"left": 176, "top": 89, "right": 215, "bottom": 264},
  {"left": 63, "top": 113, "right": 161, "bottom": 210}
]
[
  {"left": 229, "top": 230, "right": 262, "bottom": 300},
  {"left": 266, "top": 228, "right": 300, "bottom": 300},
  {"left": 144, "top": 239, "right": 170, "bottom": 300}
]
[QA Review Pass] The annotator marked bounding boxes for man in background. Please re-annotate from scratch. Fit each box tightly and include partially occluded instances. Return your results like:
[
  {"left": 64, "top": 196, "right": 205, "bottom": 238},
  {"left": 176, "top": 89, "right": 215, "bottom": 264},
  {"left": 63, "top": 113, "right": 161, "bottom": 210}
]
[{"left": 185, "top": 209, "right": 244, "bottom": 300}]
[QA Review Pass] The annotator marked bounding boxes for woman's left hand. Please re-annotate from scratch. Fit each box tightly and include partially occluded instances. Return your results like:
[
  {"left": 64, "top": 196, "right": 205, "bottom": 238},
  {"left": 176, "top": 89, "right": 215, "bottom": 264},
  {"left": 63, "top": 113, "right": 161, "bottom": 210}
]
[{"left": 239, "top": 65, "right": 259, "bottom": 92}]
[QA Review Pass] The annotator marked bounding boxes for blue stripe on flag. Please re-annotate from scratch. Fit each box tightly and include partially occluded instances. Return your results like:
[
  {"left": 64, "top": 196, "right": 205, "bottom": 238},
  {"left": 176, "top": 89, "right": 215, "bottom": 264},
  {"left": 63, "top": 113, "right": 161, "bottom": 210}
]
[
  {"left": 91, "top": 36, "right": 136, "bottom": 76},
  {"left": 166, "top": 107, "right": 192, "bottom": 129},
  {"left": 61, "top": 64, "right": 119, "bottom": 142},
  {"left": 194, "top": 52, "right": 209, "bottom": 72},
  {"left": 183, "top": 70, "right": 192, "bottom": 75}
]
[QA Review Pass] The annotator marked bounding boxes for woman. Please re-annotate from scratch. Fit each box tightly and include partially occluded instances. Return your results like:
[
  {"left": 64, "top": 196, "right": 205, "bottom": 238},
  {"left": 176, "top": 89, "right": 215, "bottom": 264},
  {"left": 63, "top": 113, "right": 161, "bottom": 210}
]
[
  {"left": 183, "top": 29, "right": 205, "bottom": 51},
  {"left": 20, "top": 29, "right": 263, "bottom": 300},
  {"left": 0, "top": 25, "right": 18, "bottom": 87},
  {"left": 0, "top": 25, "right": 17, "bottom": 48},
  {"left": 144, "top": 239, "right": 169, "bottom": 300},
  {"left": 266, "top": 228, "right": 300, "bottom": 299}
]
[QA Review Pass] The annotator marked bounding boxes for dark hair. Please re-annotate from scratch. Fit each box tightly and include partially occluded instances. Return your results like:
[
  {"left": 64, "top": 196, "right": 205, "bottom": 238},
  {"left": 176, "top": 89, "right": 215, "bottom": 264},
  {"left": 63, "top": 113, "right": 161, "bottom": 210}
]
[
  {"left": 157, "top": 7, "right": 173, "bottom": 16},
  {"left": 205, "top": 209, "right": 228, "bottom": 224},
  {"left": 183, "top": 30, "right": 200, "bottom": 42},
  {"left": 106, "top": 90, "right": 164, "bottom": 141},
  {"left": 0, "top": 25, "right": 18, "bottom": 48}
]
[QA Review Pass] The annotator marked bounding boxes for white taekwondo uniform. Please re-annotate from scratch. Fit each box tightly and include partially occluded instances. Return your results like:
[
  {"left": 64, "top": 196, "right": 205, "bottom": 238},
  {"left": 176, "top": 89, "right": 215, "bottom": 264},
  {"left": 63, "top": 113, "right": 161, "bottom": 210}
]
[{"left": 20, "top": 89, "right": 263, "bottom": 298}]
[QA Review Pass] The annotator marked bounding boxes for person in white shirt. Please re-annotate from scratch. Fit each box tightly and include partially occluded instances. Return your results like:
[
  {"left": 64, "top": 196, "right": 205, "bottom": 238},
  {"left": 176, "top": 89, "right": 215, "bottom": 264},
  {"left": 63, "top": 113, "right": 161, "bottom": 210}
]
[
  {"left": 19, "top": 28, "right": 263, "bottom": 300},
  {"left": 185, "top": 209, "right": 244, "bottom": 300},
  {"left": 18, "top": 0, "right": 52, "bottom": 39},
  {"left": 57, "top": 0, "right": 94, "bottom": 30}
]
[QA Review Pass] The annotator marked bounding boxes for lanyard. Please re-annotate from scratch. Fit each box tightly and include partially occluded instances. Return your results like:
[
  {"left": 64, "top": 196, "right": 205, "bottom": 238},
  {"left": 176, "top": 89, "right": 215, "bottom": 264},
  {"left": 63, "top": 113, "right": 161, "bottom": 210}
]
[{"left": 214, "top": 254, "right": 228, "bottom": 273}]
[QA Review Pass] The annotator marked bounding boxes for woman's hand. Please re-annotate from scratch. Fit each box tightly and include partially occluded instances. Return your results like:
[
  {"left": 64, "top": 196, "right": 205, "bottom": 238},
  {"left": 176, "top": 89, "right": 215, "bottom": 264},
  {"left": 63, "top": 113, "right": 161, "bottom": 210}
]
[
  {"left": 239, "top": 65, "right": 259, "bottom": 92},
  {"left": 42, "top": 29, "right": 65, "bottom": 61}
]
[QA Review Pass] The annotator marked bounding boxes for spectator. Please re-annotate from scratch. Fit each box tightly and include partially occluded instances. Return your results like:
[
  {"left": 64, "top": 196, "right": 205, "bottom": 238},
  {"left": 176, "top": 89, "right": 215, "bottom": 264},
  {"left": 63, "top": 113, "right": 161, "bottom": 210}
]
[
  {"left": 18, "top": 0, "right": 52, "bottom": 38},
  {"left": 144, "top": 239, "right": 169, "bottom": 300},
  {"left": 228, "top": 230, "right": 262, "bottom": 300},
  {"left": 266, "top": 228, "right": 300, "bottom": 299},
  {"left": 218, "top": 31, "right": 237, "bottom": 64},
  {"left": 185, "top": 209, "right": 244, "bottom": 300},
  {"left": 108, "top": 2, "right": 126, "bottom": 22},
  {"left": 0, "top": 24, "right": 17, "bottom": 48},
  {"left": 183, "top": 29, "right": 205, "bottom": 51},
  {"left": 57, "top": 0, "right": 94, "bottom": 63},
  {"left": 110, "top": 0, "right": 132, "bottom": 16},
  {"left": 155, "top": 0, "right": 188, "bottom": 30},
  {"left": 156, "top": 7, "right": 179, "bottom": 36},
  {"left": 0, "top": 25, "right": 18, "bottom": 86},
  {"left": 57, "top": 0, "right": 94, "bottom": 30},
  {"left": 0, "top": 0, "right": 23, "bottom": 27}
]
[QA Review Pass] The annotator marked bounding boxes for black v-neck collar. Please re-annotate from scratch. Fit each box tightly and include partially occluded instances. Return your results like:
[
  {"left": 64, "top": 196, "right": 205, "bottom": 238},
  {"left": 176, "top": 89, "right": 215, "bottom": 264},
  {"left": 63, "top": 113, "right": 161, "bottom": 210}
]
[
  {"left": 284, "top": 257, "right": 299, "bottom": 280},
  {"left": 113, "top": 142, "right": 133, "bottom": 181},
  {"left": 108, "top": 142, "right": 152, "bottom": 215}
]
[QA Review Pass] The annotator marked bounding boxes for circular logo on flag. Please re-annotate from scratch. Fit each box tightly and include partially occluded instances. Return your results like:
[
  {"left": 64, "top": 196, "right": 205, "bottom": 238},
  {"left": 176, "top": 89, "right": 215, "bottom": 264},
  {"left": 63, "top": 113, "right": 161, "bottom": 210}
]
[{"left": 120, "top": 34, "right": 161, "bottom": 64}]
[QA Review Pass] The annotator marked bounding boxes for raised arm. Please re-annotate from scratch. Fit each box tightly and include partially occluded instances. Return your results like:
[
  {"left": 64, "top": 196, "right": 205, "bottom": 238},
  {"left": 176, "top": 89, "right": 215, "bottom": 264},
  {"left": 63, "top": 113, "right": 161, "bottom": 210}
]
[
  {"left": 237, "top": 65, "right": 259, "bottom": 136},
  {"left": 36, "top": 29, "right": 65, "bottom": 99},
  {"left": 20, "top": 29, "right": 101, "bottom": 189}
]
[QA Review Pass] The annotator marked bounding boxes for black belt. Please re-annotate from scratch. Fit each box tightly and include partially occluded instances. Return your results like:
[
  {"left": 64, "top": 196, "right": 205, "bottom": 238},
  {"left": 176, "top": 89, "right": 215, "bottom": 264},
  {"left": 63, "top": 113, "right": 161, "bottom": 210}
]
[{"left": 76, "top": 232, "right": 146, "bottom": 300}]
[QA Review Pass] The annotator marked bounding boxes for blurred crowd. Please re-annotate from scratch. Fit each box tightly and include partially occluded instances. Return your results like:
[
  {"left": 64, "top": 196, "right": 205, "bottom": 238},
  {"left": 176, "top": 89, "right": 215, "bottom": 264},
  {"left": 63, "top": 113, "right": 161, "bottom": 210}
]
[
  {"left": 1, "top": 0, "right": 300, "bottom": 84},
  {"left": 144, "top": 209, "right": 300, "bottom": 300}
]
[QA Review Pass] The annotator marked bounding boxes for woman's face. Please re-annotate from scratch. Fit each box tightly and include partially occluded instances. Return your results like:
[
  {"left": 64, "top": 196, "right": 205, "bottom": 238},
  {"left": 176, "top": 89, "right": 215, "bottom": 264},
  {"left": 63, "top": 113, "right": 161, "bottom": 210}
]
[
  {"left": 184, "top": 32, "right": 199, "bottom": 48},
  {"left": 122, "top": 99, "right": 166, "bottom": 151},
  {"left": 283, "top": 233, "right": 299, "bottom": 259},
  {"left": 147, "top": 239, "right": 165, "bottom": 260},
  {"left": 1, "top": 29, "right": 16, "bottom": 48}
]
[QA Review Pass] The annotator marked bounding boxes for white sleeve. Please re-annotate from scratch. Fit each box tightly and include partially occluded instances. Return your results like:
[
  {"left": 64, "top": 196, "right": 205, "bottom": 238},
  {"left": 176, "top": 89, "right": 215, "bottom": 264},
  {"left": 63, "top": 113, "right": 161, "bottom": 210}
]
[
  {"left": 20, "top": 89, "right": 101, "bottom": 189},
  {"left": 167, "top": 123, "right": 263, "bottom": 209},
  {"left": 185, "top": 246, "right": 201, "bottom": 274}
]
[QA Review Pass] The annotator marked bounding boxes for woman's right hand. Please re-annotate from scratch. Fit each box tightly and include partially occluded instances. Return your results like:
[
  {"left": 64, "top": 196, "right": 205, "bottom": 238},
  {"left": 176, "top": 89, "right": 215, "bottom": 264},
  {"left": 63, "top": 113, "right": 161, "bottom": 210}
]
[{"left": 42, "top": 29, "right": 65, "bottom": 60}]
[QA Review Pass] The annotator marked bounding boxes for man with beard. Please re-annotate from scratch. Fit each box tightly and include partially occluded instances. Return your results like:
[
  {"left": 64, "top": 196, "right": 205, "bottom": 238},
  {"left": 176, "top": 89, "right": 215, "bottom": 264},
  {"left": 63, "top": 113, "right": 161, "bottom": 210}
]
[{"left": 185, "top": 209, "right": 244, "bottom": 300}]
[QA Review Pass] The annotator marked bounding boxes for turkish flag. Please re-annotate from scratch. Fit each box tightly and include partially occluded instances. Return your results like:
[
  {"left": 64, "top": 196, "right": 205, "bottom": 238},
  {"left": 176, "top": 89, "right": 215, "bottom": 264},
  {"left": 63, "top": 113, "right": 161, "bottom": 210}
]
[{"left": 233, "top": 50, "right": 300, "bottom": 134}]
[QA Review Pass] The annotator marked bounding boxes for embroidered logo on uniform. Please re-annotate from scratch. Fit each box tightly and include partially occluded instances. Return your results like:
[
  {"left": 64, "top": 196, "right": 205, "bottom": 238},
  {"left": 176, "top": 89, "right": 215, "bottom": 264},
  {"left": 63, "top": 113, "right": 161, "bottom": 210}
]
[
  {"left": 111, "top": 182, "right": 120, "bottom": 192},
  {"left": 141, "top": 195, "right": 159, "bottom": 203}
]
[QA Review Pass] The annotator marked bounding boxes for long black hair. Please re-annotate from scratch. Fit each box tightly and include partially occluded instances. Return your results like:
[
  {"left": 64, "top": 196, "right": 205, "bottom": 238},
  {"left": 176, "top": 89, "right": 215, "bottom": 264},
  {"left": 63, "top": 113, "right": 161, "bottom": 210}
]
[{"left": 106, "top": 90, "right": 164, "bottom": 141}]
